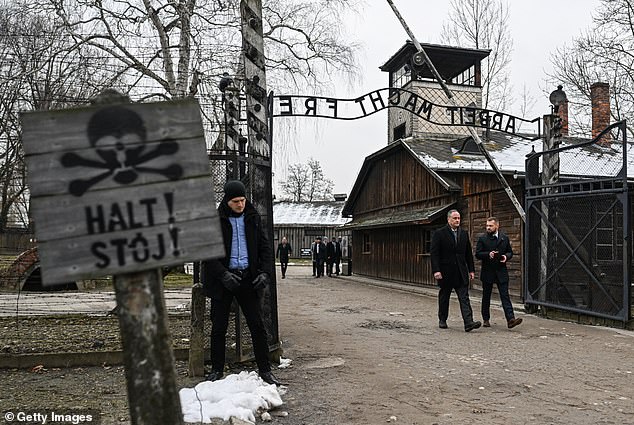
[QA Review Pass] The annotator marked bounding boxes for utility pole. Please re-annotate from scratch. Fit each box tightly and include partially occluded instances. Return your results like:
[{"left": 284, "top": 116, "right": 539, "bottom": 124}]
[{"left": 386, "top": 0, "right": 526, "bottom": 222}]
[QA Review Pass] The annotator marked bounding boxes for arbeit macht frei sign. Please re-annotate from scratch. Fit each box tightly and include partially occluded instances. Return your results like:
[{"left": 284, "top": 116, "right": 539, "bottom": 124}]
[
  {"left": 21, "top": 98, "right": 224, "bottom": 285},
  {"left": 271, "top": 87, "right": 541, "bottom": 140}
]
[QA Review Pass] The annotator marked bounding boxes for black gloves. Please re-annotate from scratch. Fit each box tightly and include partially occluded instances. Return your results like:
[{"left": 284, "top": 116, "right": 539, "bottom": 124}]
[
  {"left": 221, "top": 270, "right": 241, "bottom": 292},
  {"left": 252, "top": 273, "right": 270, "bottom": 290},
  {"left": 221, "top": 270, "right": 269, "bottom": 292}
]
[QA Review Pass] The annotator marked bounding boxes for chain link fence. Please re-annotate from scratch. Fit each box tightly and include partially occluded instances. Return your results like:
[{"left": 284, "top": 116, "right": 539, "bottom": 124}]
[{"left": 525, "top": 121, "right": 631, "bottom": 322}]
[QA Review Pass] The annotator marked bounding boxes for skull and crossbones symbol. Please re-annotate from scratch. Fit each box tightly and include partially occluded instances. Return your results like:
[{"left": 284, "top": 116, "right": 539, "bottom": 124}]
[{"left": 61, "top": 105, "right": 183, "bottom": 196}]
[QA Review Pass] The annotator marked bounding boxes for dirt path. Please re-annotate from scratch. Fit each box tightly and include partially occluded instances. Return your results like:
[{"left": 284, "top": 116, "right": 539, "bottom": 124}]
[
  {"left": 275, "top": 266, "right": 634, "bottom": 425},
  {"left": 1, "top": 265, "right": 633, "bottom": 424}
]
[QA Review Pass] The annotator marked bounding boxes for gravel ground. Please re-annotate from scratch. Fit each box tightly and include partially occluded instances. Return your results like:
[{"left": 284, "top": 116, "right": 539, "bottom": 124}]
[
  {"left": 0, "top": 314, "right": 192, "bottom": 354},
  {"left": 1, "top": 265, "right": 634, "bottom": 425}
]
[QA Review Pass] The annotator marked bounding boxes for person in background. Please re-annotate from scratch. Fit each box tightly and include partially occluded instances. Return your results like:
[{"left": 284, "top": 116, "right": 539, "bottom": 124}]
[
  {"left": 326, "top": 237, "right": 335, "bottom": 277},
  {"left": 475, "top": 217, "right": 523, "bottom": 329},
  {"left": 201, "top": 180, "right": 281, "bottom": 386},
  {"left": 311, "top": 237, "right": 318, "bottom": 276},
  {"left": 312, "top": 236, "right": 327, "bottom": 278},
  {"left": 332, "top": 237, "right": 343, "bottom": 276},
  {"left": 430, "top": 209, "right": 481, "bottom": 332},
  {"left": 276, "top": 236, "right": 292, "bottom": 279}
]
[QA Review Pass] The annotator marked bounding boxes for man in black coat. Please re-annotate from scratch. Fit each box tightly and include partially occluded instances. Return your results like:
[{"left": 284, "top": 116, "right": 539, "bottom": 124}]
[
  {"left": 430, "top": 209, "right": 481, "bottom": 332},
  {"left": 333, "top": 237, "right": 343, "bottom": 276},
  {"left": 312, "top": 236, "right": 327, "bottom": 277},
  {"left": 201, "top": 180, "right": 281, "bottom": 385},
  {"left": 276, "top": 236, "right": 292, "bottom": 279},
  {"left": 325, "top": 237, "right": 335, "bottom": 277},
  {"left": 475, "top": 217, "right": 522, "bottom": 329}
]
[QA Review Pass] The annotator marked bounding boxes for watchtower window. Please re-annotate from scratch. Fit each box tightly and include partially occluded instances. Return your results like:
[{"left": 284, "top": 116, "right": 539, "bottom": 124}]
[
  {"left": 450, "top": 65, "right": 476, "bottom": 86},
  {"left": 391, "top": 64, "right": 411, "bottom": 89}
]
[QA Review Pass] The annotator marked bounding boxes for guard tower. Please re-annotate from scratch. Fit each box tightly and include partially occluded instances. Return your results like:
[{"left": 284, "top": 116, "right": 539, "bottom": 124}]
[{"left": 380, "top": 41, "right": 490, "bottom": 143}]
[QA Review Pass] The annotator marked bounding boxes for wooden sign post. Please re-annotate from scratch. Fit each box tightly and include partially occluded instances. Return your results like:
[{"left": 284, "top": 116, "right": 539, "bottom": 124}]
[{"left": 21, "top": 91, "right": 224, "bottom": 424}]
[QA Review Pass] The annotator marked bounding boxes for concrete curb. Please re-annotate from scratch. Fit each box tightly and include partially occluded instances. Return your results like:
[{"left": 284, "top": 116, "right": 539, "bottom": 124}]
[{"left": 0, "top": 348, "right": 190, "bottom": 369}]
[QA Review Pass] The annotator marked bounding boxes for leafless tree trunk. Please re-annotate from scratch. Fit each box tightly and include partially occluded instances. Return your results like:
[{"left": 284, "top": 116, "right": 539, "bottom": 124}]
[{"left": 441, "top": 0, "right": 513, "bottom": 111}]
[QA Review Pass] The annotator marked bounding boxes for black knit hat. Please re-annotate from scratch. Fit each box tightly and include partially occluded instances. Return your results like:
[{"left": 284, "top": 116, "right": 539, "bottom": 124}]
[{"left": 223, "top": 180, "right": 246, "bottom": 201}]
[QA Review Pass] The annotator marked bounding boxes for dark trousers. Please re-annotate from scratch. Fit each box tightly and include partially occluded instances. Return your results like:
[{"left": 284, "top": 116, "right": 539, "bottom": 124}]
[
  {"left": 312, "top": 261, "right": 317, "bottom": 276},
  {"left": 481, "top": 280, "right": 515, "bottom": 321},
  {"left": 280, "top": 262, "right": 288, "bottom": 277},
  {"left": 210, "top": 287, "right": 270, "bottom": 374},
  {"left": 438, "top": 284, "right": 474, "bottom": 325},
  {"left": 334, "top": 259, "right": 340, "bottom": 275},
  {"left": 315, "top": 259, "right": 324, "bottom": 277},
  {"left": 326, "top": 260, "right": 333, "bottom": 276}
]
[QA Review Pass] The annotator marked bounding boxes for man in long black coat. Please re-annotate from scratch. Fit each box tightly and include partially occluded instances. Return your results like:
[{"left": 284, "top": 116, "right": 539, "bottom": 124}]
[
  {"left": 332, "top": 237, "right": 343, "bottom": 276},
  {"left": 430, "top": 209, "right": 481, "bottom": 332},
  {"left": 201, "top": 180, "right": 281, "bottom": 385},
  {"left": 475, "top": 217, "right": 522, "bottom": 329},
  {"left": 312, "top": 236, "right": 327, "bottom": 277},
  {"left": 325, "top": 237, "right": 335, "bottom": 277}
]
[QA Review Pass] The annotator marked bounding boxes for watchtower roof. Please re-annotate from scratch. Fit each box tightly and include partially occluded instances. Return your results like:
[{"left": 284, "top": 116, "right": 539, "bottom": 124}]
[{"left": 380, "top": 41, "right": 491, "bottom": 81}]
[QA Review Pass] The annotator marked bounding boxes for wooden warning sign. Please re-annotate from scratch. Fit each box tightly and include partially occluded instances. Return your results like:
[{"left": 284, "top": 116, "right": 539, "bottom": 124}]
[{"left": 21, "top": 98, "right": 223, "bottom": 285}]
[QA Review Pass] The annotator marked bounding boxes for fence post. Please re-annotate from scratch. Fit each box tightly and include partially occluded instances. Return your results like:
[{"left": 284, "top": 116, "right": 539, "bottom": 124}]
[
  {"left": 188, "top": 262, "right": 206, "bottom": 377},
  {"left": 114, "top": 270, "right": 184, "bottom": 425},
  {"left": 93, "top": 89, "right": 183, "bottom": 424},
  {"left": 539, "top": 114, "right": 560, "bottom": 305}
]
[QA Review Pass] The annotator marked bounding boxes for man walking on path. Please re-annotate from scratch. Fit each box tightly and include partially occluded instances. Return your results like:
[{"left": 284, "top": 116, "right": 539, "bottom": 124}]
[
  {"left": 312, "top": 236, "right": 326, "bottom": 278},
  {"left": 332, "top": 237, "right": 343, "bottom": 276},
  {"left": 475, "top": 217, "right": 522, "bottom": 329},
  {"left": 276, "top": 236, "right": 292, "bottom": 279},
  {"left": 430, "top": 209, "right": 481, "bottom": 332},
  {"left": 326, "top": 237, "right": 335, "bottom": 277}
]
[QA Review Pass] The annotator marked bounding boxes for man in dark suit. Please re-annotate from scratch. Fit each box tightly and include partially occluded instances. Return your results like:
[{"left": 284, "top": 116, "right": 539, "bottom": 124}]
[
  {"left": 475, "top": 217, "right": 523, "bottom": 329},
  {"left": 430, "top": 209, "right": 481, "bottom": 332},
  {"left": 333, "top": 237, "right": 343, "bottom": 276},
  {"left": 312, "top": 236, "right": 327, "bottom": 277},
  {"left": 326, "top": 237, "right": 335, "bottom": 277}
]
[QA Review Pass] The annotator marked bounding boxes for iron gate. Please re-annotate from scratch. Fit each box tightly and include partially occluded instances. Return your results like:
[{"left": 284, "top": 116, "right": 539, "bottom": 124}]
[{"left": 524, "top": 121, "right": 632, "bottom": 322}]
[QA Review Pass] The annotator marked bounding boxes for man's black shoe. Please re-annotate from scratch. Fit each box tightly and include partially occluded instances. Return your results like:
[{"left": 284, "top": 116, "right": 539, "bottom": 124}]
[
  {"left": 205, "top": 370, "right": 223, "bottom": 382},
  {"left": 439, "top": 320, "right": 448, "bottom": 329},
  {"left": 465, "top": 321, "right": 482, "bottom": 332},
  {"left": 259, "top": 371, "right": 282, "bottom": 386}
]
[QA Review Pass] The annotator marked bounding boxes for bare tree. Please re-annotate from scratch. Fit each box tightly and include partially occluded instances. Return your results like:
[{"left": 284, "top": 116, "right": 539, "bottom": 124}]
[
  {"left": 32, "top": 0, "right": 360, "bottom": 101},
  {"left": 0, "top": 3, "right": 113, "bottom": 230},
  {"left": 441, "top": 0, "right": 513, "bottom": 111},
  {"left": 280, "top": 158, "right": 333, "bottom": 202},
  {"left": 547, "top": 0, "right": 634, "bottom": 137}
]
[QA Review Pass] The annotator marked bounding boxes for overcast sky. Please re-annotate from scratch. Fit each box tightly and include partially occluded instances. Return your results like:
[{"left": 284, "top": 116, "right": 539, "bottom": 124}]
[{"left": 271, "top": 0, "right": 601, "bottom": 196}]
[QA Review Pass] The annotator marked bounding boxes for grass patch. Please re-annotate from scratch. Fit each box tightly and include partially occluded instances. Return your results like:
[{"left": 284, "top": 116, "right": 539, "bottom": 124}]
[{"left": 163, "top": 271, "right": 193, "bottom": 287}]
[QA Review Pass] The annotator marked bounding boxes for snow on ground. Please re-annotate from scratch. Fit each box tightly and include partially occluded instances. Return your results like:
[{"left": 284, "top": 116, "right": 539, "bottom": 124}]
[
  {"left": 180, "top": 371, "right": 285, "bottom": 424},
  {"left": 277, "top": 357, "right": 292, "bottom": 369}
]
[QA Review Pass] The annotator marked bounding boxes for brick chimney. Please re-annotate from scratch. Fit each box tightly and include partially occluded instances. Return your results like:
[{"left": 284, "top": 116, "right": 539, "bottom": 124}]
[
  {"left": 557, "top": 98, "right": 568, "bottom": 136},
  {"left": 591, "top": 82, "right": 610, "bottom": 144}
]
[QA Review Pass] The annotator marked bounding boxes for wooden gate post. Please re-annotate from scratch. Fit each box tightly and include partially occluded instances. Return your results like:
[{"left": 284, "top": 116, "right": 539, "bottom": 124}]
[
  {"left": 240, "top": 0, "right": 281, "bottom": 359},
  {"left": 114, "top": 269, "right": 184, "bottom": 425}
]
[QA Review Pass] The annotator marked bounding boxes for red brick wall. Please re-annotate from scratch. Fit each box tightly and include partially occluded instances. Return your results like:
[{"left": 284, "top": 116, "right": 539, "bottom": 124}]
[
  {"left": 591, "top": 82, "right": 610, "bottom": 143},
  {"left": 0, "top": 247, "right": 39, "bottom": 290}
]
